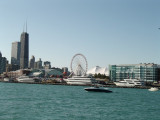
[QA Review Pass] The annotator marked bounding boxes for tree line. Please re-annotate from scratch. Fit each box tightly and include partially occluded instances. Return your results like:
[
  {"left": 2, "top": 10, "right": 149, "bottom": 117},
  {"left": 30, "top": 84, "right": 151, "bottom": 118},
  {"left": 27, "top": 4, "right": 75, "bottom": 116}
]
[{"left": 94, "top": 73, "right": 109, "bottom": 79}]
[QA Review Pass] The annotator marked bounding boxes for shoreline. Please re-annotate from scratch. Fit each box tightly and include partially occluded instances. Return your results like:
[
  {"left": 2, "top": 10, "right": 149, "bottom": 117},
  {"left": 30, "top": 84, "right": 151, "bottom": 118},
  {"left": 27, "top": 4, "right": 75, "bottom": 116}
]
[{"left": 0, "top": 81, "right": 157, "bottom": 89}]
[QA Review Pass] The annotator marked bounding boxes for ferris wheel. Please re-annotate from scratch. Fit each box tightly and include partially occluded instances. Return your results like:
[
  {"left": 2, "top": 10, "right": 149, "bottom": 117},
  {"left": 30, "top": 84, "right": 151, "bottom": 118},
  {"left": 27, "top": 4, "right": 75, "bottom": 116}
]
[{"left": 70, "top": 53, "right": 88, "bottom": 76}]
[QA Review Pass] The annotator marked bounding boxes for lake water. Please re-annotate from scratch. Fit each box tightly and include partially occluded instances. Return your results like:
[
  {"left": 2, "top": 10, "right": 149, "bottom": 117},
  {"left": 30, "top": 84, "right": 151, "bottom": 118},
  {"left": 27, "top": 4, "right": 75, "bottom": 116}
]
[{"left": 0, "top": 82, "right": 160, "bottom": 120}]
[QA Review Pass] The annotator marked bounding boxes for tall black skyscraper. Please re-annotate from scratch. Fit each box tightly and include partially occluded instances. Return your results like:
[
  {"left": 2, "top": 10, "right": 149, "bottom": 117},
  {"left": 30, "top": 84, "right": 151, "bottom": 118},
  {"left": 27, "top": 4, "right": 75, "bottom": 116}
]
[
  {"left": 0, "top": 52, "right": 8, "bottom": 74},
  {"left": 20, "top": 25, "right": 29, "bottom": 69}
]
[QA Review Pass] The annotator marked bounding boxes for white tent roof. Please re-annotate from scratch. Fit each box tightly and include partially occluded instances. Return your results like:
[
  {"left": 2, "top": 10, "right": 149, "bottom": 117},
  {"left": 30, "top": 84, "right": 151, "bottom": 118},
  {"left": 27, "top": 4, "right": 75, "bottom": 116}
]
[{"left": 87, "top": 66, "right": 109, "bottom": 76}]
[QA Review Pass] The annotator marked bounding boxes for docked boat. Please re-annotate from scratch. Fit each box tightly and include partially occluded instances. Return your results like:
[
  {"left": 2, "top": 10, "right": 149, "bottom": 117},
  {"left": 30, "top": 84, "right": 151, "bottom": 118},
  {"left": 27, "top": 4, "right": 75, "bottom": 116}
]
[
  {"left": 17, "top": 76, "right": 35, "bottom": 83},
  {"left": 64, "top": 75, "right": 96, "bottom": 85},
  {"left": 114, "top": 79, "right": 144, "bottom": 87},
  {"left": 148, "top": 87, "right": 159, "bottom": 92},
  {"left": 3, "top": 77, "right": 12, "bottom": 82},
  {"left": 84, "top": 86, "right": 112, "bottom": 93}
]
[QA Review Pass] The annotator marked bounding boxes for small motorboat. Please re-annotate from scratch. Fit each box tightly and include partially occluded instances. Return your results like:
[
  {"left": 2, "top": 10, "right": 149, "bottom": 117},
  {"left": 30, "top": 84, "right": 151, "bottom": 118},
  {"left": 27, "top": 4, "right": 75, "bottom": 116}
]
[
  {"left": 84, "top": 86, "right": 112, "bottom": 93},
  {"left": 148, "top": 87, "right": 159, "bottom": 92}
]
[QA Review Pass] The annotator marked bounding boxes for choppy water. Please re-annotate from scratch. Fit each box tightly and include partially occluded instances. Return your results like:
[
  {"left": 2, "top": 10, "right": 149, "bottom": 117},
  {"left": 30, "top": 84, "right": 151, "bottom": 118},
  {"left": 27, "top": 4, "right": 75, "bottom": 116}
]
[{"left": 0, "top": 83, "right": 160, "bottom": 120}]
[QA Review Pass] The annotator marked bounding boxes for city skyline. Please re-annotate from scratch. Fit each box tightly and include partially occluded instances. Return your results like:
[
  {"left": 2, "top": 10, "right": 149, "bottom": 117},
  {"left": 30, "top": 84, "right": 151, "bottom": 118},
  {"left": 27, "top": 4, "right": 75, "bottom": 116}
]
[{"left": 0, "top": 0, "right": 160, "bottom": 70}]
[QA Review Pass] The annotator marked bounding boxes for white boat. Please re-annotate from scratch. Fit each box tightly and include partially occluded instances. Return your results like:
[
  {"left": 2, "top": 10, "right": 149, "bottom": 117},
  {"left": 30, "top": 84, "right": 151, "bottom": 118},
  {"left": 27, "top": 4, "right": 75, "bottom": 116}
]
[
  {"left": 17, "top": 76, "right": 35, "bottom": 83},
  {"left": 114, "top": 79, "right": 144, "bottom": 87},
  {"left": 3, "top": 77, "right": 12, "bottom": 82},
  {"left": 64, "top": 75, "right": 95, "bottom": 85},
  {"left": 148, "top": 87, "right": 159, "bottom": 92},
  {"left": 32, "top": 72, "right": 42, "bottom": 76}
]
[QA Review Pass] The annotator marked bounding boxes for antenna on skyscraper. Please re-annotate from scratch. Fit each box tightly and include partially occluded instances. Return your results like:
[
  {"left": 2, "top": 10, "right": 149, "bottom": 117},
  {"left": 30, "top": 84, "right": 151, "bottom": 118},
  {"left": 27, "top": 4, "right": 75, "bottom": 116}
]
[
  {"left": 23, "top": 23, "right": 25, "bottom": 32},
  {"left": 26, "top": 19, "right": 27, "bottom": 33}
]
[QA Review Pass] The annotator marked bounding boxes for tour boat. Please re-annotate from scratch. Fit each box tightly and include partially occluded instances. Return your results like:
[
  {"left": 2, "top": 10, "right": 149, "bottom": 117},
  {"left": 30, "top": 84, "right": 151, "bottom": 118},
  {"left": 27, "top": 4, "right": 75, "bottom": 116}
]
[
  {"left": 64, "top": 75, "right": 95, "bottom": 85},
  {"left": 17, "top": 76, "right": 35, "bottom": 83},
  {"left": 114, "top": 79, "right": 144, "bottom": 87}
]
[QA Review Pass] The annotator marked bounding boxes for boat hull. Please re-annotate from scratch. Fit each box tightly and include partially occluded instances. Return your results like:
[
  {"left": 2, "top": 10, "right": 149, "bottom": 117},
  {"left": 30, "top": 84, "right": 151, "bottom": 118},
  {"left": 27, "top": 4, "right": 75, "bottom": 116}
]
[
  {"left": 114, "top": 82, "right": 135, "bottom": 87},
  {"left": 64, "top": 76, "right": 95, "bottom": 85},
  {"left": 84, "top": 87, "right": 112, "bottom": 93},
  {"left": 3, "top": 78, "right": 12, "bottom": 82},
  {"left": 114, "top": 79, "right": 144, "bottom": 87},
  {"left": 17, "top": 76, "right": 35, "bottom": 83}
]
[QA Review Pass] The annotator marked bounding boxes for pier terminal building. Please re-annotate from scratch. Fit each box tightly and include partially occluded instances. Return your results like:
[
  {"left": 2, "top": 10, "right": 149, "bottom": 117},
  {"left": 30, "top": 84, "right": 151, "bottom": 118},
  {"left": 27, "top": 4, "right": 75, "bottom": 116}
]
[{"left": 109, "top": 63, "right": 160, "bottom": 82}]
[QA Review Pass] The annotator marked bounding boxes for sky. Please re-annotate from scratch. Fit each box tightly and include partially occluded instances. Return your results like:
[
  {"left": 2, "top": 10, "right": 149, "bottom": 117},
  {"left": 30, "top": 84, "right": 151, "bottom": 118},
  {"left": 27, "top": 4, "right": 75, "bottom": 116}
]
[{"left": 0, "top": 0, "right": 160, "bottom": 70}]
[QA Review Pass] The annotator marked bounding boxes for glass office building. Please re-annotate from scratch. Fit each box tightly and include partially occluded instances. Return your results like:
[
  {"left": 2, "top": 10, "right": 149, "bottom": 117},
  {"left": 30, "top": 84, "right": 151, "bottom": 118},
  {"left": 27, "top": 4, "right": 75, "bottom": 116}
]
[
  {"left": 20, "top": 32, "right": 29, "bottom": 69},
  {"left": 0, "top": 52, "right": 8, "bottom": 74},
  {"left": 109, "top": 63, "right": 160, "bottom": 82},
  {"left": 11, "top": 41, "right": 21, "bottom": 66}
]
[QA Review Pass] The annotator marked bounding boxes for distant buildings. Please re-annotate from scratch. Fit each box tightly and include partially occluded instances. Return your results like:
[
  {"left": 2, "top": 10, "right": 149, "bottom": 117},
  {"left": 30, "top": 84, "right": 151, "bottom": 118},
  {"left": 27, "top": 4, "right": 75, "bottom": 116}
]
[
  {"left": 29, "top": 55, "right": 35, "bottom": 69},
  {"left": 34, "top": 58, "right": 42, "bottom": 69},
  {"left": 11, "top": 41, "right": 21, "bottom": 66},
  {"left": 5, "top": 23, "right": 61, "bottom": 77},
  {"left": 0, "top": 52, "right": 8, "bottom": 74},
  {"left": 29, "top": 56, "right": 52, "bottom": 70},
  {"left": 10, "top": 25, "right": 29, "bottom": 70},
  {"left": 44, "top": 61, "right": 51, "bottom": 69},
  {"left": 20, "top": 31, "right": 29, "bottom": 69},
  {"left": 109, "top": 63, "right": 160, "bottom": 82},
  {"left": 10, "top": 24, "right": 29, "bottom": 70},
  {"left": 0, "top": 52, "right": 1, "bottom": 68},
  {"left": 6, "top": 64, "right": 20, "bottom": 72},
  {"left": 62, "top": 67, "right": 68, "bottom": 73},
  {"left": 0, "top": 57, "right": 7, "bottom": 74}
]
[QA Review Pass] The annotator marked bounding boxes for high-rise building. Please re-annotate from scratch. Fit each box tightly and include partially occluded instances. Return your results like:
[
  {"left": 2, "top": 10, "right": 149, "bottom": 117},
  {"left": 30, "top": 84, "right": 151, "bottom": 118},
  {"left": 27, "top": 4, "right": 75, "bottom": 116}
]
[
  {"left": 0, "top": 57, "right": 7, "bottom": 74},
  {"left": 6, "top": 64, "right": 20, "bottom": 72},
  {"left": 44, "top": 61, "right": 51, "bottom": 69},
  {"left": 29, "top": 55, "right": 35, "bottom": 69},
  {"left": 0, "top": 52, "right": 8, "bottom": 74},
  {"left": 11, "top": 41, "right": 21, "bottom": 66},
  {"left": 34, "top": 58, "right": 42, "bottom": 69},
  {"left": 20, "top": 31, "right": 29, "bottom": 69},
  {"left": 62, "top": 67, "right": 68, "bottom": 73},
  {"left": 0, "top": 52, "right": 2, "bottom": 73},
  {"left": 0, "top": 52, "right": 2, "bottom": 66}
]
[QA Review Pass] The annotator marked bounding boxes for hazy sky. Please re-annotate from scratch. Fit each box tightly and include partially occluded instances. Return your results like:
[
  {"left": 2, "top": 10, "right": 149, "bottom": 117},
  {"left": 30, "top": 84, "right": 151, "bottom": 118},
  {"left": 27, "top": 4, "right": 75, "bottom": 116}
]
[{"left": 0, "top": 0, "right": 160, "bottom": 70}]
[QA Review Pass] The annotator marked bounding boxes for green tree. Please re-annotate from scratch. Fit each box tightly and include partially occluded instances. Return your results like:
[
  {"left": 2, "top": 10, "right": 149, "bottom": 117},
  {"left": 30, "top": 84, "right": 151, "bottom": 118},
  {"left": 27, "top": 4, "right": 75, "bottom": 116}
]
[{"left": 94, "top": 73, "right": 97, "bottom": 78}]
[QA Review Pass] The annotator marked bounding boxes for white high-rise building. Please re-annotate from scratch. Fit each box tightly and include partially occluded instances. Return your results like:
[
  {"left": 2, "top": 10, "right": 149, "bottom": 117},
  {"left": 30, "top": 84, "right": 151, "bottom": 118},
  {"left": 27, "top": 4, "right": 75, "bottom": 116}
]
[{"left": 11, "top": 41, "right": 21, "bottom": 66}]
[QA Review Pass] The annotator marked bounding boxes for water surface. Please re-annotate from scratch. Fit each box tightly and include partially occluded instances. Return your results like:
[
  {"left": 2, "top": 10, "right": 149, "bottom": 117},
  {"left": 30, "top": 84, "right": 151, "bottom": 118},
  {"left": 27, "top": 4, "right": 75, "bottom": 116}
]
[{"left": 0, "top": 83, "right": 159, "bottom": 120}]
